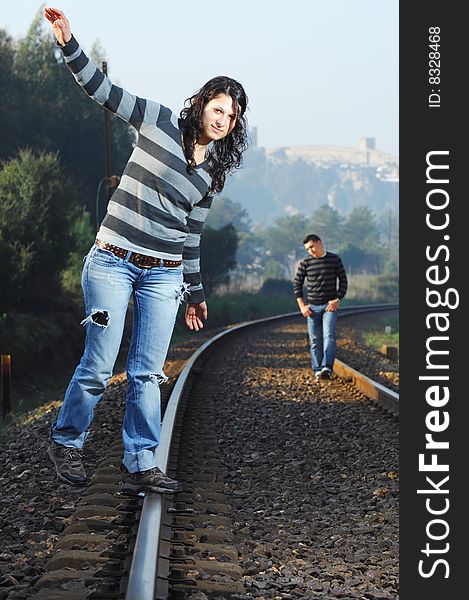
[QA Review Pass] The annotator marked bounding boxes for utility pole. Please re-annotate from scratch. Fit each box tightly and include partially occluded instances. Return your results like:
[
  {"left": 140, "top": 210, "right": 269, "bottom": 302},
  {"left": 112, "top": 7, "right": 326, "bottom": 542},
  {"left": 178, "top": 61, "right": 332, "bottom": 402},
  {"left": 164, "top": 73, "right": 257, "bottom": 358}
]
[
  {"left": 1, "top": 354, "right": 11, "bottom": 419},
  {"left": 96, "top": 61, "right": 120, "bottom": 232},
  {"left": 102, "top": 61, "right": 112, "bottom": 199}
]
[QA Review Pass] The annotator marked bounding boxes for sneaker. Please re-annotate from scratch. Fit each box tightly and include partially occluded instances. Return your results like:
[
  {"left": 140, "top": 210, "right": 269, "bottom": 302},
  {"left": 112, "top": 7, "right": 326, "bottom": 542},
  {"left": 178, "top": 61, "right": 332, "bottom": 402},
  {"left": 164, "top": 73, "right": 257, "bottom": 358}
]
[
  {"left": 314, "top": 371, "right": 322, "bottom": 381},
  {"left": 47, "top": 440, "right": 87, "bottom": 486},
  {"left": 320, "top": 368, "right": 332, "bottom": 379},
  {"left": 120, "top": 464, "right": 181, "bottom": 495}
]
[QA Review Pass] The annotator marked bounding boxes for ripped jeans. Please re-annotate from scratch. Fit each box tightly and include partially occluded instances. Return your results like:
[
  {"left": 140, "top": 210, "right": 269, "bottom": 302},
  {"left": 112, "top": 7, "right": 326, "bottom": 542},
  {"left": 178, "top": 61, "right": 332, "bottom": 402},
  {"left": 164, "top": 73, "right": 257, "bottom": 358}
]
[{"left": 51, "top": 243, "right": 186, "bottom": 472}]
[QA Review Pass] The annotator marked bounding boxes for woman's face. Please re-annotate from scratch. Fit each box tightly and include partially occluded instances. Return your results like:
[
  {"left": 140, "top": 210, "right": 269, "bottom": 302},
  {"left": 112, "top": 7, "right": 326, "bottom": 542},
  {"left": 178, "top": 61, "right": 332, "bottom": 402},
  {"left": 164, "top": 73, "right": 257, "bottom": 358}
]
[{"left": 198, "top": 93, "right": 237, "bottom": 145}]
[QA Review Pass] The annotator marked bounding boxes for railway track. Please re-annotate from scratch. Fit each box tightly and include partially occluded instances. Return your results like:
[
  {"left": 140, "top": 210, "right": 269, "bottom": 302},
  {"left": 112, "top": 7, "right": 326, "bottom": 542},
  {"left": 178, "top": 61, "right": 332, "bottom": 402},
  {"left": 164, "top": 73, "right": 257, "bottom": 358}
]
[{"left": 26, "top": 304, "right": 399, "bottom": 600}]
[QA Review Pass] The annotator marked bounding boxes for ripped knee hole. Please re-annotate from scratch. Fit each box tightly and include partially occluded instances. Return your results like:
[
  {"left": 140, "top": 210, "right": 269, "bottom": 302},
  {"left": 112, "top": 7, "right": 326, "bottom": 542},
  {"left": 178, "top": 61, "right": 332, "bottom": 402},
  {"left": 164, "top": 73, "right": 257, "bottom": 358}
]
[
  {"left": 149, "top": 372, "right": 169, "bottom": 385},
  {"left": 80, "top": 309, "right": 110, "bottom": 328}
]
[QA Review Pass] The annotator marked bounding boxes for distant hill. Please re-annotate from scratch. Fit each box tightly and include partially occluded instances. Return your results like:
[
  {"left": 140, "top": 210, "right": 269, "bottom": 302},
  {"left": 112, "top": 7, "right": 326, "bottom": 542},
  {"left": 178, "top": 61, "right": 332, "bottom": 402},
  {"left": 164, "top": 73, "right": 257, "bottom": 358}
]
[{"left": 222, "top": 142, "right": 399, "bottom": 224}]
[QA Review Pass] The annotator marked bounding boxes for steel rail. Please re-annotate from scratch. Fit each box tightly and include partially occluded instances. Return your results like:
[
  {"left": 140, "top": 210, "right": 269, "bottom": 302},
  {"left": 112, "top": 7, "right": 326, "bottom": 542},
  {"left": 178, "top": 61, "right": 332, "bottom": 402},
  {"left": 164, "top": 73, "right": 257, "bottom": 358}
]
[{"left": 125, "top": 302, "right": 399, "bottom": 600}]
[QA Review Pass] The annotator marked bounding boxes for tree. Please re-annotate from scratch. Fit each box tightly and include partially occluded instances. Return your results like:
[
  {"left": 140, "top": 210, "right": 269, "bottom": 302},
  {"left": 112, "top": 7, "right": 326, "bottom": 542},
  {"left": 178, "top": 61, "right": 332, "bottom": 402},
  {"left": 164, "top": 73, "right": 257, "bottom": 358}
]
[
  {"left": 337, "top": 242, "right": 381, "bottom": 274},
  {"left": 61, "top": 206, "right": 95, "bottom": 299},
  {"left": 342, "top": 206, "right": 381, "bottom": 252},
  {"left": 263, "top": 214, "right": 310, "bottom": 262},
  {"left": 379, "top": 208, "right": 399, "bottom": 274},
  {"left": 263, "top": 259, "right": 285, "bottom": 280},
  {"left": 200, "top": 224, "right": 238, "bottom": 296},
  {"left": 205, "top": 197, "right": 252, "bottom": 232},
  {"left": 2, "top": 12, "right": 135, "bottom": 224},
  {"left": 0, "top": 150, "right": 82, "bottom": 310},
  {"left": 0, "top": 29, "right": 25, "bottom": 161},
  {"left": 236, "top": 229, "right": 264, "bottom": 267},
  {"left": 309, "top": 204, "right": 344, "bottom": 250}
]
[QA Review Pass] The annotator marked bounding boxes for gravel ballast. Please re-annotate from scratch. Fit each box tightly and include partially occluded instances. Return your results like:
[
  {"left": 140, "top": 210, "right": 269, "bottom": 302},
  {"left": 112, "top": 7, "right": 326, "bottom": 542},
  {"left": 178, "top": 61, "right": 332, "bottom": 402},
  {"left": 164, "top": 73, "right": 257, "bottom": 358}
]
[{"left": 0, "top": 312, "right": 399, "bottom": 599}]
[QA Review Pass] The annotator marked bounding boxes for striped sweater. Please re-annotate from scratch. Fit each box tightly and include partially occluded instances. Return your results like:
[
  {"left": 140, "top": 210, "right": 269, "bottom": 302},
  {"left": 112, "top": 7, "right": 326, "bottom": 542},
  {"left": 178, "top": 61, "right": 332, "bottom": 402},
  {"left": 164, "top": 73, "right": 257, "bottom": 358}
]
[
  {"left": 293, "top": 252, "right": 348, "bottom": 304},
  {"left": 61, "top": 36, "right": 213, "bottom": 304}
]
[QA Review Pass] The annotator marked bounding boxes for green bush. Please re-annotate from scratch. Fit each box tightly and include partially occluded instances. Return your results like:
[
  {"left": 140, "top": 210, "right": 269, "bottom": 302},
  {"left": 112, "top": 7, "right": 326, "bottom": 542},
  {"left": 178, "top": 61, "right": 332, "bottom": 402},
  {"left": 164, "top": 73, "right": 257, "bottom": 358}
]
[
  {"left": 374, "top": 273, "right": 399, "bottom": 302},
  {"left": 200, "top": 224, "right": 238, "bottom": 296},
  {"left": 0, "top": 150, "right": 81, "bottom": 311},
  {"left": 61, "top": 208, "right": 95, "bottom": 300},
  {"left": 346, "top": 272, "right": 399, "bottom": 304},
  {"left": 260, "top": 278, "right": 294, "bottom": 297},
  {"left": 0, "top": 307, "right": 84, "bottom": 375}
]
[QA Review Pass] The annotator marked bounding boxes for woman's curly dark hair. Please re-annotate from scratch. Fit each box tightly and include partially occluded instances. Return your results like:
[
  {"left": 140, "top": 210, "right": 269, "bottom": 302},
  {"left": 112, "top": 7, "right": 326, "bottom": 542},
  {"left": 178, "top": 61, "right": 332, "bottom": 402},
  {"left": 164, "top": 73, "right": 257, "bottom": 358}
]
[{"left": 180, "top": 76, "right": 249, "bottom": 194}]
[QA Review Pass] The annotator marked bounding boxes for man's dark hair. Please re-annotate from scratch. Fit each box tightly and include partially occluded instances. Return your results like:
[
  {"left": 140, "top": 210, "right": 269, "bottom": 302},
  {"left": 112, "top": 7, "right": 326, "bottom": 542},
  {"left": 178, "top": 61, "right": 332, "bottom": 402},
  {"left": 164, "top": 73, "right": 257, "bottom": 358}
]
[{"left": 303, "top": 234, "right": 321, "bottom": 244}]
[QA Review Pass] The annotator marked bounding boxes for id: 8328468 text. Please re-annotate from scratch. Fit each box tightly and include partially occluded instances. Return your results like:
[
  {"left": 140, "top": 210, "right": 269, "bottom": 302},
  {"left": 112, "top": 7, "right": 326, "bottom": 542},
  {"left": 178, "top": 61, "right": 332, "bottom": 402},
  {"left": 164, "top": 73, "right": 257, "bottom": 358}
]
[{"left": 428, "top": 26, "right": 441, "bottom": 108}]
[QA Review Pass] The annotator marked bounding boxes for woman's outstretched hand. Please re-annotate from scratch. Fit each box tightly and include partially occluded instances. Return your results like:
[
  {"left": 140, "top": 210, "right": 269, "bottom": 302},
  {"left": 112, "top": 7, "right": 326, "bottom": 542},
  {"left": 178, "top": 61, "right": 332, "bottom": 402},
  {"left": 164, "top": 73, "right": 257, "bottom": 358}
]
[{"left": 43, "top": 7, "right": 71, "bottom": 46}]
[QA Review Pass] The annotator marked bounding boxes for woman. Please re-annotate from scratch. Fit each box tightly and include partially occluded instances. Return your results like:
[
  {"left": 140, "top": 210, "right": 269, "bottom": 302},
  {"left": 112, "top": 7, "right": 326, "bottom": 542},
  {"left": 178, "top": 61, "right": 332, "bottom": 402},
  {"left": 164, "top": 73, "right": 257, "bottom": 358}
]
[{"left": 43, "top": 7, "right": 249, "bottom": 494}]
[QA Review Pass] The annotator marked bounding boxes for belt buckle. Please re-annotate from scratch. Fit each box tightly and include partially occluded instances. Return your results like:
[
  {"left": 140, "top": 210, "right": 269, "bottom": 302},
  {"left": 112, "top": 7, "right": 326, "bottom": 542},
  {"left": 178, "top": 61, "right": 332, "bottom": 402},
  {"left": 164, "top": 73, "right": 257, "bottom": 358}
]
[{"left": 133, "top": 253, "right": 153, "bottom": 269}]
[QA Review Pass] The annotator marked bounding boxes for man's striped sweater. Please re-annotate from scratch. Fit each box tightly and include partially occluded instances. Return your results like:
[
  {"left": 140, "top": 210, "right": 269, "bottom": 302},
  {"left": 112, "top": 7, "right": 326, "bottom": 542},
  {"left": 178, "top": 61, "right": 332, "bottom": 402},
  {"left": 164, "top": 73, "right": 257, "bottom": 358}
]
[
  {"left": 61, "top": 36, "right": 213, "bottom": 304},
  {"left": 293, "top": 252, "right": 348, "bottom": 304}
]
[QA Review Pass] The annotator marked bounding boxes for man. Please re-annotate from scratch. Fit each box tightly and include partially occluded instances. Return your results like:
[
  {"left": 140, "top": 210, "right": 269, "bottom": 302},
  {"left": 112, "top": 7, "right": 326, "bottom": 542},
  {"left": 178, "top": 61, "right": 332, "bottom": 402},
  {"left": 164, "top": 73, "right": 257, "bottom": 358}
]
[{"left": 293, "top": 234, "right": 348, "bottom": 381}]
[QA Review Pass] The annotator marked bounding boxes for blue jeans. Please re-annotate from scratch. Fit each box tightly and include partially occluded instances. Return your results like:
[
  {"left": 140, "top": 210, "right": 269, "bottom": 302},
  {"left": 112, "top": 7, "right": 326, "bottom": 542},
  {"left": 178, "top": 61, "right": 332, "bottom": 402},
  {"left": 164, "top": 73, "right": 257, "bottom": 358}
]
[
  {"left": 51, "top": 244, "right": 186, "bottom": 472},
  {"left": 306, "top": 304, "right": 338, "bottom": 374}
]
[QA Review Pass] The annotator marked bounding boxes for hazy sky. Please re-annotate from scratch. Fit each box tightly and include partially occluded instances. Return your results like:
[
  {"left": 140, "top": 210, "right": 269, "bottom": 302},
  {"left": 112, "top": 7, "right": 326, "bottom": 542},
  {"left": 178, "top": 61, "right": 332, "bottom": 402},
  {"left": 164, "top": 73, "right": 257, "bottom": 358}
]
[{"left": 3, "top": 1, "right": 398, "bottom": 156}]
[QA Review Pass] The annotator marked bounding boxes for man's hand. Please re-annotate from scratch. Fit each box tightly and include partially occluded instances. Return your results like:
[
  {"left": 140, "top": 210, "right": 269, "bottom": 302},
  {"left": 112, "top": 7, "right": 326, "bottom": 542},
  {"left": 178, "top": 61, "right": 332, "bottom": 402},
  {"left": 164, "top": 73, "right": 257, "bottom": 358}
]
[
  {"left": 185, "top": 301, "right": 208, "bottom": 331},
  {"left": 300, "top": 304, "right": 313, "bottom": 318},
  {"left": 43, "top": 7, "right": 72, "bottom": 46},
  {"left": 326, "top": 299, "right": 340, "bottom": 312}
]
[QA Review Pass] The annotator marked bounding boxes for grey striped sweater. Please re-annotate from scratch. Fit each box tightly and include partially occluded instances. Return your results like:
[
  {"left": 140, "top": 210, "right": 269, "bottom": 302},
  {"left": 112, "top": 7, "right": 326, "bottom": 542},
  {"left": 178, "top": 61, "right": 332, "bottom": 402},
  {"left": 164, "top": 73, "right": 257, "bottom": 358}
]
[
  {"left": 61, "top": 36, "right": 213, "bottom": 304},
  {"left": 293, "top": 252, "right": 348, "bottom": 304}
]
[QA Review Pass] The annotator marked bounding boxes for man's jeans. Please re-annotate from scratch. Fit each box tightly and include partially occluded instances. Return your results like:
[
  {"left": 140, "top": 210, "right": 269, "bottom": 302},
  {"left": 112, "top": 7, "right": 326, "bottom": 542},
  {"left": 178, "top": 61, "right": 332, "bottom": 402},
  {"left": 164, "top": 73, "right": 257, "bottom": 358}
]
[
  {"left": 306, "top": 304, "right": 338, "bottom": 374},
  {"left": 51, "top": 244, "right": 186, "bottom": 473}
]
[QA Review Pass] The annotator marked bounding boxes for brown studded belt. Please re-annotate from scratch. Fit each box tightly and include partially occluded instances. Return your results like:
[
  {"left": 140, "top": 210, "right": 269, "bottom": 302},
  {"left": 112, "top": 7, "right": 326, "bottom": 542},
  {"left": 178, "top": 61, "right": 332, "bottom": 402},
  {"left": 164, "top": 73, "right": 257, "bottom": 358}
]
[{"left": 95, "top": 239, "right": 182, "bottom": 269}]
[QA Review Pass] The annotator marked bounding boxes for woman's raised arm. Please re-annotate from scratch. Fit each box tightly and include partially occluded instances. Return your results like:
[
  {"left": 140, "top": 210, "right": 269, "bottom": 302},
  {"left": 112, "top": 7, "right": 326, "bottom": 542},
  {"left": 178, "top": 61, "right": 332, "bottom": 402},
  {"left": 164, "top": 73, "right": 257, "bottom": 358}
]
[
  {"left": 42, "top": 7, "right": 160, "bottom": 131},
  {"left": 43, "top": 7, "right": 71, "bottom": 47}
]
